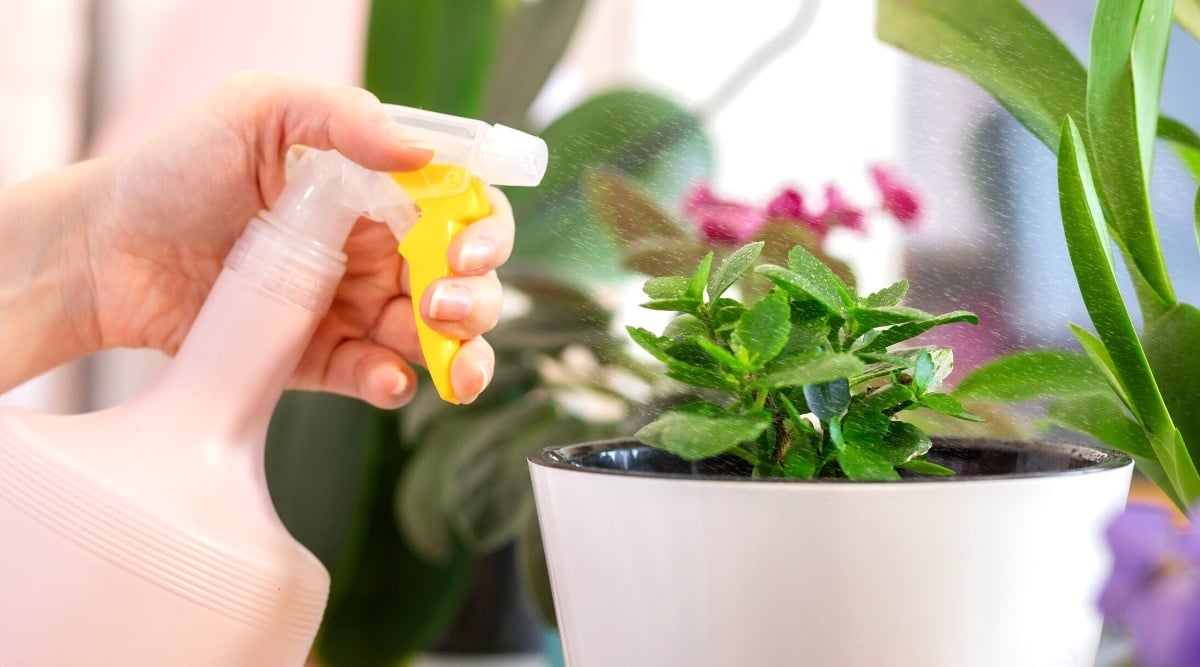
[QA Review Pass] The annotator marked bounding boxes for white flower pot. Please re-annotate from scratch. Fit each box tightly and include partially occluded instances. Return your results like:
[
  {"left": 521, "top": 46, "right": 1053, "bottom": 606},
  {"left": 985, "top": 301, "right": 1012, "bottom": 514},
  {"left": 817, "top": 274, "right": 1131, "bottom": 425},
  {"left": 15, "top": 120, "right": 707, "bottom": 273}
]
[{"left": 529, "top": 437, "right": 1132, "bottom": 667}]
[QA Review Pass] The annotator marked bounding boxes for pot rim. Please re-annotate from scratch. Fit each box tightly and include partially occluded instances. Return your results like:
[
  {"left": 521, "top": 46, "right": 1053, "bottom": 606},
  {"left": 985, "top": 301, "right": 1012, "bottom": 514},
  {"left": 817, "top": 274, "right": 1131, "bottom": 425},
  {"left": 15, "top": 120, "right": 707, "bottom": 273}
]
[{"left": 528, "top": 436, "right": 1133, "bottom": 484}]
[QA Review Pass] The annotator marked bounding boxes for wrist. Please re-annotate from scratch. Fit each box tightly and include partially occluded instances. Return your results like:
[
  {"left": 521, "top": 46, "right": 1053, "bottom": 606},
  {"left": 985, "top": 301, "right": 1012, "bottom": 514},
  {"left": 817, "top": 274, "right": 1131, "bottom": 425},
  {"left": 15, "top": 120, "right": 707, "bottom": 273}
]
[{"left": 0, "top": 156, "right": 116, "bottom": 393}]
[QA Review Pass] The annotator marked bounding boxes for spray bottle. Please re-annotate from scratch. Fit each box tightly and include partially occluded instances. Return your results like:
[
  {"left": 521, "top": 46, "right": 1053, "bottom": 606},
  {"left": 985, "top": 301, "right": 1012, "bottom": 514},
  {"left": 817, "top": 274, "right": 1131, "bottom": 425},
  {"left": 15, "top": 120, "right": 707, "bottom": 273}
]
[{"left": 0, "top": 106, "right": 546, "bottom": 665}]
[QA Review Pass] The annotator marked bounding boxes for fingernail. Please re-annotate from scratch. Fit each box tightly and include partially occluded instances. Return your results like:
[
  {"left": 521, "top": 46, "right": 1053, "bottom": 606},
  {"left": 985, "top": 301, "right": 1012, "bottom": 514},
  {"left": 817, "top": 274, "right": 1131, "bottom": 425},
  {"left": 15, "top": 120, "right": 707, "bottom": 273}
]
[
  {"left": 430, "top": 283, "right": 473, "bottom": 320},
  {"left": 458, "top": 238, "right": 496, "bottom": 272},
  {"left": 391, "top": 369, "right": 409, "bottom": 397},
  {"left": 460, "top": 360, "right": 491, "bottom": 405}
]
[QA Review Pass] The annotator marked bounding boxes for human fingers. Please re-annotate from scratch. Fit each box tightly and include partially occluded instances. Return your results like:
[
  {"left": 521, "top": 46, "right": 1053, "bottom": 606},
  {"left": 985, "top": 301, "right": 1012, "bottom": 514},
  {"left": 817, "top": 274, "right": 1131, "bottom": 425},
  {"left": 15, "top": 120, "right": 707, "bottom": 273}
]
[
  {"left": 449, "top": 338, "right": 496, "bottom": 405},
  {"left": 422, "top": 273, "right": 503, "bottom": 341},
  {"left": 319, "top": 338, "right": 420, "bottom": 409},
  {"left": 216, "top": 71, "right": 432, "bottom": 175},
  {"left": 447, "top": 187, "right": 514, "bottom": 275}
]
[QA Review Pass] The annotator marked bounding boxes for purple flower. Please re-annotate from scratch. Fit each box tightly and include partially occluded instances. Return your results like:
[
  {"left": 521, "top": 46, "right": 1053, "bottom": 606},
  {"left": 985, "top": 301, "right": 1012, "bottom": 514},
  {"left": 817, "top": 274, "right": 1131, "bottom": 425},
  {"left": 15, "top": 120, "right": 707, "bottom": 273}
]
[
  {"left": 682, "top": 183, "right": 767, "bottom": 246},
  {"left": 1100, "top": 503, "right": 1200, "bottom": 667},
  {"left": 818, "top": 185, "right": 865, "bottom": 232},
  {"left": 869, "top": 164, "right": 921, "bottom": 226}
]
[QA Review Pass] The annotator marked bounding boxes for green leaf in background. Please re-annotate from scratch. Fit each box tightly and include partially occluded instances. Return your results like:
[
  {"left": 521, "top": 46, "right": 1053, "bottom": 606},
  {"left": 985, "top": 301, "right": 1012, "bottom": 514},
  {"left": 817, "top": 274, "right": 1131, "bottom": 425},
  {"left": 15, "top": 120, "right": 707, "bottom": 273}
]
[
  {"left": 696, "top": 338, "right": 752, "bottom": 374},
  {"left": 266, "top": 392, "right": 384, "bottom": 608},
  {"left": 954, "top": 349, "right": 1110, "bottom": 401},
  {"left": 876, "top": 0, "right": 1085, "bottom": 150},
  {"left": 1058, "top": 116, "right": 1200, "bottom": 505},
  {"left": 732, "top": 290, "right": 791, "bottom": 368},
  {"left": 839, "top": 446, "right": 901, "bottom": 480},
  {"left": 1085, "top": 0, "right": 1175, "bottom": 315},
  {"left": 315, "top": 413, "right": 474, "bottom": 667},
  {"left": 510, "top": 90, "right": 713, "bottom": 282},
  {"left": 708, "top": 241, "right": 766, "bottom": 301},
  {"left": 857, "top": 311, "right": 978, "bottom": 353},
  {"left": 584, "top": 168, "right": 702, "bottom": 278},
  {"left": 1143, "top": 303, "right": 1200, "bottom": 467},
  {"left": 753, "top": 353, "right": 866, "bottom": 390},
  {"left": 1043, "top": 391, "right": 1154, "bottom": 459},
  {"left": 1160, "top": 117, "right": 1200, "bottom": 181},
  {"left": 635, "top": 403, "right": 772, "bottom": 460},
  {"left": 482, "top": 0, "right": 588, "bottom": 128},
  {"left": 365, "top": 0, "right": 499, "bottom": 115},
  {"left": 862, "top": 279, "right": 910, "bottom": 308},
  {"left": 920, "top": 393, "right": 981, "bottom": 422}
]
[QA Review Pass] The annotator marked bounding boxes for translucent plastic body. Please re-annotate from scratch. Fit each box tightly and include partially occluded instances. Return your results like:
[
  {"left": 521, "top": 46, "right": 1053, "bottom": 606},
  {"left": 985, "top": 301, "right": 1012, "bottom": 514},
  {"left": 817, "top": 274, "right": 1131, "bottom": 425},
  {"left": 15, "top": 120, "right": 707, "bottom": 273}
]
[{"left": 0, "top": 266, "right": 328, "bottom": 665}]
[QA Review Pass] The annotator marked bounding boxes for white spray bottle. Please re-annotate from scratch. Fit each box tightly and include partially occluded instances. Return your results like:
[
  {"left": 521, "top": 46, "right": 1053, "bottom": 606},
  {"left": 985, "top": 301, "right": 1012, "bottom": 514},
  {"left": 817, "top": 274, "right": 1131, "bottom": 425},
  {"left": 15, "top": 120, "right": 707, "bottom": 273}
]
[{"left": 0, "top": 106, "right": 546, "bottom": 666}]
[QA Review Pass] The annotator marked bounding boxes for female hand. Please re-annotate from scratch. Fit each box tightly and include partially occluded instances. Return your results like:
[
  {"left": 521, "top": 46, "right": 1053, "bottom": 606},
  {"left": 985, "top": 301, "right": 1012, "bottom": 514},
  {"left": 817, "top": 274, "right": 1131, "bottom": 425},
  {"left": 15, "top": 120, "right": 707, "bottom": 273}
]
[{"left": 0, "top": 72, "right": 511, "bottom": 406}]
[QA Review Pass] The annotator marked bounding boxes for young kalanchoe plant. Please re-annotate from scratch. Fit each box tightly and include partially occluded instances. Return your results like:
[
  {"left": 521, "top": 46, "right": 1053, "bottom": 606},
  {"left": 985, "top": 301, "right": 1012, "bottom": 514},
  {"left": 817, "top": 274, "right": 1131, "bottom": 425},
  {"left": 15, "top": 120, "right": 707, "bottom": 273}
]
[{"left": 627, "top": 241, "right": 979, "bottom": 480}]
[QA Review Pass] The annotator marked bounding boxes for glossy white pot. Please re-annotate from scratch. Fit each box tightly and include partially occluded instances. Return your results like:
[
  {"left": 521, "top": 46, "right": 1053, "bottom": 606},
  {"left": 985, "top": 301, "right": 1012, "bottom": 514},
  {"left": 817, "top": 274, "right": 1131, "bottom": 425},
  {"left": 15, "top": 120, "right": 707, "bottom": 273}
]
[{"left": 529, "top": 437, "right": 1133, "bottom": 667}]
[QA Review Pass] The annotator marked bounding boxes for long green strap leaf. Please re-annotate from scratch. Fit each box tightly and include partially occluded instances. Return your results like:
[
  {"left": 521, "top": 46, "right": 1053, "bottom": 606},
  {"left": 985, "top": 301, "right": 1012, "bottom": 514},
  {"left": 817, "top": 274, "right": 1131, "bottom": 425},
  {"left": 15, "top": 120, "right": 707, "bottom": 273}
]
[
  {"left": 1086, "top": 0, "right": 1175, "bottom": 314},
  {"left": 1058, "top": 116, "right": 1200, "bottom": 503}
]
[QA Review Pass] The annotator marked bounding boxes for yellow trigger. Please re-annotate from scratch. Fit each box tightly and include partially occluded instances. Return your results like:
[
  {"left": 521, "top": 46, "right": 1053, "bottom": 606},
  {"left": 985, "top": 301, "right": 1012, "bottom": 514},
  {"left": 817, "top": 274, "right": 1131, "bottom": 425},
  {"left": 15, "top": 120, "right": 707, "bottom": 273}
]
[{"left": 389, "top": 164, "right": 492, "bottom": 404}]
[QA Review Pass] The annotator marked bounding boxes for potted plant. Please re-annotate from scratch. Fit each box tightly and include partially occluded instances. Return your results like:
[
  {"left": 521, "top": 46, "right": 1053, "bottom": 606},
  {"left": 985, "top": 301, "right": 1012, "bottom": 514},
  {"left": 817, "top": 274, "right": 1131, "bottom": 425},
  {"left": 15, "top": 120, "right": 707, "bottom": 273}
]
[
  {"left": 874, "top": 1, "right": 1200, "bottom": 662},
  {"left": 528, "top": 239, "right": 1134, "bottom": 667}
]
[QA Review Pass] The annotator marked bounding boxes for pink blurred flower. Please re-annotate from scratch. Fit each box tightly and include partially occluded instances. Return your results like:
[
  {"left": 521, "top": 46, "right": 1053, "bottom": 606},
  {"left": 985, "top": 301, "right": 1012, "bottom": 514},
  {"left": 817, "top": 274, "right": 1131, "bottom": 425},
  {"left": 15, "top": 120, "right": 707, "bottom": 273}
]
[
  {"left": 683, "top": 183, "right": 767, "bottom": 246},
  {"left": 870, "top": 164, "right": 921, "bottom": 226},
  {"left": 819, "top": 185, "right": 865, "bottom": 232},
  {"left": 766, "top": 188, "right": 823, "bottom": 234}
]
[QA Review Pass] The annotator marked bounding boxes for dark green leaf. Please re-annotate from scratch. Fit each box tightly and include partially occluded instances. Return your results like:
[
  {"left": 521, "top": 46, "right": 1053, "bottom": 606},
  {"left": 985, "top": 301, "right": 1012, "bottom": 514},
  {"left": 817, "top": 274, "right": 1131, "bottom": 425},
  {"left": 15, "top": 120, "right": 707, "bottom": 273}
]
[
  {"left": 850, "top": 306, "right": 934, "bottom": 330},
  {"left": 626, "top": 326, "right": 673, "bottom": 364},
  {"left": 876, "top": 0, "right": 1085, "bottom": 150},
  {"left": 266, "top": 392, "right": 384, "bottom": 606},
  {"left": 688, "top": 252, "right": 714, "bottom": 301},
  {"left": 1143, "top": 303, "right": 1200, "bottom": 467},
  {"left": 665, "top": 364, "right": 740, "bottom": 392},
  {"left": 696, "top": 338, "right": 751, "bottom": 374},
  {"left": 365, "top": 0, "right": 498, "bottom": 115},
  {"left": 862, "top": 279, "right": 910, "bottom": 308},
  {"left": 1045, "top": 391, "right": 1154, "bottom": 459},
  {"left": 756, "top": 263, "right": 841, "bottom": 313},
  {"left": 804, "top": 377, "right": 851, "bottom": 423},
  {"left": 858, "top": 311, "right": 978, "bottom": 353},
  {"left": 643, "top": 276, "right": 689, "bottom": 300},
  {"left": 635, "top": 403, "right": 772, "bottom": 460},
  {"left": 776, "top": 392, "right": 811, "bottom": 435},
  {"left": 1059, "top": 117, "right": 1200, "bottom": 502},
  {"left": 753, "top": 353, "right": 866, "bottom": 390},
  {"left": 510, "top": 90, "right": 712, "bottom": 281},
  {"left": 898, "top": 459, "right": 955, "bottom": 476},
  {"left": 782, "top": 439, "right": 818, "bottom": 479},
  {"left": 733, "top": 290, "right": 791, "bottom": 367},
  {"left": 843, "top": 407, "right": 891, "bottom": 449},
  {"left": 920, "top": 393, "right": 982, "bottom": 422},
  {"left": 663, "top": 313, "right": 707, "bottom": 340},
  {"left": 839, "top": 446, "right": 900, "bottom": 481},
  {"left": 640, "top": 298, "right": 703, "bottom": 313},
  {"left": 708, "top": 241, "right": 765, "bottom": 301},
  {"left": 859, "top": 384, "right": 915, "bottom": 413},
  {"left": 954, "top": 349, "right": 1110, "bottom": 401},
  {"left": 878, "top": 421, "right": 933, "bottom": 465},
  {"left": 1086, "top": 0, "right": 1175, "bottom": 313}
]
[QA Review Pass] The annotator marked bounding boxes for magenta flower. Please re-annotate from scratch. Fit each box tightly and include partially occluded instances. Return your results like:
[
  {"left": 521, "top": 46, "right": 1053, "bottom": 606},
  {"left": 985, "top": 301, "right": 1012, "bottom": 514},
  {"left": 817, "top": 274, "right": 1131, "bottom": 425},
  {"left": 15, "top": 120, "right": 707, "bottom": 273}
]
[
  {"left": 870, "top": 164, "right": 921, "bottom": 226},
  {"left": 818, "top": 185, "right": 865, "bottom": 232},
  {"left": 682, "top": 184, "right": 767, "bottom": 246},
  {"left": 1099, "top": 503, "right": 1200, "bottom": 667},
  {"left": 766, "top": 188, "right": 823, "bottom": 235}
]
